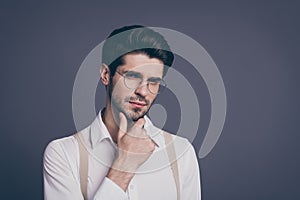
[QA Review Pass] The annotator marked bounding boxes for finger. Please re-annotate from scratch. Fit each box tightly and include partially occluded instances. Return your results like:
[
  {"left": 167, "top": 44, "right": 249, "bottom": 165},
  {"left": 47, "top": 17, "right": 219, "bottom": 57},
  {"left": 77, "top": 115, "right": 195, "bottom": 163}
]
[
  {"left": 150, "top": 141, "right": 156, "bottom": 152},
  {"left": 118, "top": 112, "right": 127, "bottom": 140},
  {"left": 132, "top": 128, "right": 148, "bottom": 139},
  {"left": 134, "top": 117, "right": 146, "bottom": 129}
]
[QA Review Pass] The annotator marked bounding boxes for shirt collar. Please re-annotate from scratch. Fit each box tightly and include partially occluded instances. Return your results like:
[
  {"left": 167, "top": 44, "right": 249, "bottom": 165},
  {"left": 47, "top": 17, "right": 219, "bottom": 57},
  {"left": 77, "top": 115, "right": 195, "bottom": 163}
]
[
  {"left": 90, "top": 109, "right": 163, "bottom": 149},
  {"left": 144, "top": 116, "right": 163, "bottom": 148}
]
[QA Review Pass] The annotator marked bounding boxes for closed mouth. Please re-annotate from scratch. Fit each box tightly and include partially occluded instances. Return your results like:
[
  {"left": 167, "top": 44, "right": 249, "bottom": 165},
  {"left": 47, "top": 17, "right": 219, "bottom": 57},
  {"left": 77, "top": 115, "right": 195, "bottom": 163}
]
[{"left": 129, "top": 101, "right": 147, "bottom": 106}]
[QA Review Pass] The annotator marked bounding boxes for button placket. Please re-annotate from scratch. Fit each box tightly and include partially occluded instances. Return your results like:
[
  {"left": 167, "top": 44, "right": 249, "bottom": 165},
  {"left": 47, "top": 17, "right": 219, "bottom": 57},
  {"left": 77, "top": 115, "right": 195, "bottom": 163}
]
[{"left": 127, "top": 178, "right": 137, "bottom": 200}]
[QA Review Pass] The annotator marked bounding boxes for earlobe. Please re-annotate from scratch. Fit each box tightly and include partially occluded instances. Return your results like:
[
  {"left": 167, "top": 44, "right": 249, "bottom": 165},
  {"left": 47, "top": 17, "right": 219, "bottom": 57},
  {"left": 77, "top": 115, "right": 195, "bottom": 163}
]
[{"left": 100, "top": 64, "right": 110, "bottom": 85}]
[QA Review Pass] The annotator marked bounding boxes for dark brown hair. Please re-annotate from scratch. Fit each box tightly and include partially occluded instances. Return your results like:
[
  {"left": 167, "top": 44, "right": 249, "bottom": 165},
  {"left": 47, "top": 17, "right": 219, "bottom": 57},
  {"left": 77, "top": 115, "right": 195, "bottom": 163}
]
[{"left": 102, "top": 25, "right": 174, "bottom": 77}]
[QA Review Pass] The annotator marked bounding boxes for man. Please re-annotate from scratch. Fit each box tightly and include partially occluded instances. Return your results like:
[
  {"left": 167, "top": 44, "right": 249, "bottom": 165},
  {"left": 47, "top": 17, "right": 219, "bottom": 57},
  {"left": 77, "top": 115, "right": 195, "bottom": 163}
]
[{"left": 43, "top": 25, "right": 201, "bottom": 200}]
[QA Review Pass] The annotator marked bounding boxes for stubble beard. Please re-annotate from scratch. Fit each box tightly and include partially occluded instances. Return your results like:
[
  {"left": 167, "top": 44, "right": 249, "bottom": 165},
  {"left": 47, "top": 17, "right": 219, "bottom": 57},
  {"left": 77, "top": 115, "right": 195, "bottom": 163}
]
[
  {"left": 111, "top": 96, "right": 149, "bottom": 122},
  {"left": 109, "top": 84, "right": 150, "bottom": 122}
]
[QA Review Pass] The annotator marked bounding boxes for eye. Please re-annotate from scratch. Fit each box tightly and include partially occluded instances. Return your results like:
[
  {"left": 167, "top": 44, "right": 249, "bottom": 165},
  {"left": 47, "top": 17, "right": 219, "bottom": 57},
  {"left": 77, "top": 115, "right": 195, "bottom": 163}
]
[
  {"left": 148, "top": 78, "right": 162, "bottom": 85},
  {"left": 125, "top": 71, "right": 142, "bottom": 79}
]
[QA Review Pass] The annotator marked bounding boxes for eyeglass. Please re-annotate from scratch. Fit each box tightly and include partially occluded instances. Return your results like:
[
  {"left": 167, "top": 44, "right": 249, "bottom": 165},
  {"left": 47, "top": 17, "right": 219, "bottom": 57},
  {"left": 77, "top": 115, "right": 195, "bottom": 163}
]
[{"left": 115, "top": 70, "right": 166, "bottom": 94}]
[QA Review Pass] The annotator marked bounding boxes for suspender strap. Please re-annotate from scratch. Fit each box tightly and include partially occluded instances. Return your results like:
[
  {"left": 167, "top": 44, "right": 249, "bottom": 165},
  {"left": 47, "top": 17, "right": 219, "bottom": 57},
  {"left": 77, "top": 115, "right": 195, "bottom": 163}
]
[
  {"left": 163, "top": 132, "right": 180, "bottom": 200},
  {"left": 74, "top": 133, "right": 88, "bottom": 200},
  {"left": 74, "top": 132, "right": 180, "bottom": 200}
]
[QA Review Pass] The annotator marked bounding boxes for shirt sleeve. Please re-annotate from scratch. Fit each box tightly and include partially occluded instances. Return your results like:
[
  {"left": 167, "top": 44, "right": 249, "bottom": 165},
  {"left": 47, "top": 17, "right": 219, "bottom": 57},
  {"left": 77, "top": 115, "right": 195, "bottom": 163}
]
[
  {"left": 43, "top": 140, "right": 84, "bottom": 200},
  {"left": 43, "top": 139, "right": 129, "bottom": 200},
  {"left": 180, "top": 142, "right": 202, "bottom": 200}
]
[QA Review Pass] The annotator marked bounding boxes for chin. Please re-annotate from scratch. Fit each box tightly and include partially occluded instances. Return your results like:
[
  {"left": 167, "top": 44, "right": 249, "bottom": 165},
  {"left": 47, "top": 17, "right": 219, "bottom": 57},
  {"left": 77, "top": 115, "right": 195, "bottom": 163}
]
[{"left": 126, "top": 109, "right": 147, "bottom": 121}]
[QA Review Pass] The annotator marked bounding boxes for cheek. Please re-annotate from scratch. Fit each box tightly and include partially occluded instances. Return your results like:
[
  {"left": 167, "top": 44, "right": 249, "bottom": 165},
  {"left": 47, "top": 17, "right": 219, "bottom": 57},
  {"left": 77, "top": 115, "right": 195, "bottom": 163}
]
[
  {"left": 111, "top": 82, "right": 132, "bottom": 100},
  {"left": 111, "top": 78, "right": 125, "bottom": 95},
  {"left": 148, "top": 94, "right": 157, "bottom": 104}
]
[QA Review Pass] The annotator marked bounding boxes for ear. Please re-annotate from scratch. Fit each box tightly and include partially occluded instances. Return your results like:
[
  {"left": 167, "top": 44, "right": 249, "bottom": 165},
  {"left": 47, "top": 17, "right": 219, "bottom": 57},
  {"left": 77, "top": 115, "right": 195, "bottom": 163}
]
[{"left": 100, "top": 64, "right": 110, "bottom": 85}]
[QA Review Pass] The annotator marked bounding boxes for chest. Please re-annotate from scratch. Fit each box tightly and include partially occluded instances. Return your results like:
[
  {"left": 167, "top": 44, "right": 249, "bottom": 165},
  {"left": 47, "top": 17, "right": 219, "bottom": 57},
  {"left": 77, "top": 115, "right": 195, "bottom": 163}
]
[
  {"left": 85, "top": 147, "right": 178, "bottom": 200},
  {"left": 87, "top": 158, "right": 177, "bottom": 200}
]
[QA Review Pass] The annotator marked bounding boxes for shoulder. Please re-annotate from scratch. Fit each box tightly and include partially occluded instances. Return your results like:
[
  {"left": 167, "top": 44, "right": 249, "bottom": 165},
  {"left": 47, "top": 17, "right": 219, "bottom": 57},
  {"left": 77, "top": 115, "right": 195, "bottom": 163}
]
[
  {"left": 43, "top": 134, "right": 78, "bottom": 164},
  {"left": 43, "top": 134, "right": 81, "bottom": 184},
  {"left": 162, "top": 131, "right": 193, "bottom": 150},
  {"left": 163, "top": 131, "right": 200, "bottom": 171},
  {"left": 43, "top": 125, "right": 93, "bottom": 157},
  {"left": 44, "top": 135, "right": 77, "bottom": 153},
  {"left": 162, "top": 131, "right": 197, "bottom": 162}
]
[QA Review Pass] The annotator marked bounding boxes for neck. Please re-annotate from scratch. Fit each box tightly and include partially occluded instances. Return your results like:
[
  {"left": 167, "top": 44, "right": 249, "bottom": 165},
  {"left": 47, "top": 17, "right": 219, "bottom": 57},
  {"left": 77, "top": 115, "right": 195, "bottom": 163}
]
[{"left": 102, "top": 105, "right": 120, "bottom": 144}]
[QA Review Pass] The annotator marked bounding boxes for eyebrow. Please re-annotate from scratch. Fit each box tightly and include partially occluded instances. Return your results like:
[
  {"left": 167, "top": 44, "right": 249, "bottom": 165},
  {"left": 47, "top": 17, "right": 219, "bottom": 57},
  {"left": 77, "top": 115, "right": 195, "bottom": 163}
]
[
  {"left": 123, "top": 70, "right": 142, "bottom": 75},
  {"left": 148, "top": 77, "right": 163, "bottom": 82},
  {"left": 123, "top": 70, "right": 162, "bottom": 80}
]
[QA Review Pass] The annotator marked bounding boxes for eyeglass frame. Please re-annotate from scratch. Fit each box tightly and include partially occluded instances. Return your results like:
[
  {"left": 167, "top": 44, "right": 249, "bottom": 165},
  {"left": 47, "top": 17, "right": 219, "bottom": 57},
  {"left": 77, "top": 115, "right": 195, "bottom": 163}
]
[{"left": 114, "top": 70, "right": 167, "bottom": 94}]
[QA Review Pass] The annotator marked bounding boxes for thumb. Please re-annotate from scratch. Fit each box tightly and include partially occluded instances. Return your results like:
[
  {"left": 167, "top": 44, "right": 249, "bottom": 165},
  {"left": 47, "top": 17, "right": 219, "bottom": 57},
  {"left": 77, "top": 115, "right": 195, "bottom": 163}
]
[
  {"left": 134, "top": 117, "right": 146, "bottom": 128},
  {"left": 118, "top": 112, "right": 127, "bottom": 140}
]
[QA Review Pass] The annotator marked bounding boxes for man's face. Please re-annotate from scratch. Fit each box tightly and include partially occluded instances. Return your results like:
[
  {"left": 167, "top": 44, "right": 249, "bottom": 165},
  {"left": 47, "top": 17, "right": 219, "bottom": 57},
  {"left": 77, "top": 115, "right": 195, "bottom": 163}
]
[{"left": 109, "top": 54, "right": 164, "bottom": 121}]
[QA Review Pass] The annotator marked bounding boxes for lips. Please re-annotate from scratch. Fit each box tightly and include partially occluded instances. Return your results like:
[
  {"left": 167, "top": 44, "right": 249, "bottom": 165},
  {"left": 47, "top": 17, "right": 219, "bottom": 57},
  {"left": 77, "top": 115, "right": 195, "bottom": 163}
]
[{"left": 129, "top": 101, "right": 147, "bottom": 108}]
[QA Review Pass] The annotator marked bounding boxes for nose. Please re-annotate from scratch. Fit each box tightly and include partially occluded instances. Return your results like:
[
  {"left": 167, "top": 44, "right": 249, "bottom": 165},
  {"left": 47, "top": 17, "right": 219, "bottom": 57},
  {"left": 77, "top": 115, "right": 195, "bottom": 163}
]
[{"left": 134, "top": 81, "right": 149, "bottom": 97}]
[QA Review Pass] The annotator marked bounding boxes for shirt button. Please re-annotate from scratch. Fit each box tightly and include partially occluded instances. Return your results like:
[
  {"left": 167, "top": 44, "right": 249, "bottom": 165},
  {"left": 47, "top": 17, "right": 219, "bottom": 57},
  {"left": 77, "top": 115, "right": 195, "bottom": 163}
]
[{"left": 130, "top": 185, "right": 134, "bottom": 190}]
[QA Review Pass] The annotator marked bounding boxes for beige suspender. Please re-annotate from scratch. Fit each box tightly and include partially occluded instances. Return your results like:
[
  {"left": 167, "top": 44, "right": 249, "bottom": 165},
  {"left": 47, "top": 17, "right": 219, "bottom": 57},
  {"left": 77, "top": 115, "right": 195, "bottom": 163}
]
[
  {"left": 74, "top": 133, "right": 88, "bottom": 200},
  {"left": 163, "top": 132, "right": 181, "bottom": 200},
  {"left": 74, "top": 132, "right": 180, "bottom": 200}
]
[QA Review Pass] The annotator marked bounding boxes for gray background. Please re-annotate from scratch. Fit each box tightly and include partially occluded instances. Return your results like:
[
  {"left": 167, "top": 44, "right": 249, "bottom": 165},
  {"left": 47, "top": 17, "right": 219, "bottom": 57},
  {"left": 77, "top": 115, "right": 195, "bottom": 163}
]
[{"left": 1, "top": 0, "right": 299, "bottom": 199}]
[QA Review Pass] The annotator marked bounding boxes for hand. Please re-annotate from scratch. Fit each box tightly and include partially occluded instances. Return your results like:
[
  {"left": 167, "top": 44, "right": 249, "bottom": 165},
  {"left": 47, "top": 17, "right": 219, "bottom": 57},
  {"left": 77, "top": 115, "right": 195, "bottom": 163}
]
[
  {"left": 107, "top": 113, "right": 156, "bottom": 191},
  {"left": 113, "top": 112, "right": 156, "bottom": 173}
]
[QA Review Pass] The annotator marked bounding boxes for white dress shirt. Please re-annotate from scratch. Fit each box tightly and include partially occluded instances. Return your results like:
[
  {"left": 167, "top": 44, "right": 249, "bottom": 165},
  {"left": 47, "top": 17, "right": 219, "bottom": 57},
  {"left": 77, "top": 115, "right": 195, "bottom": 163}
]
[{"left": 43, "top": 111, "right": 201, "bottom": 200}]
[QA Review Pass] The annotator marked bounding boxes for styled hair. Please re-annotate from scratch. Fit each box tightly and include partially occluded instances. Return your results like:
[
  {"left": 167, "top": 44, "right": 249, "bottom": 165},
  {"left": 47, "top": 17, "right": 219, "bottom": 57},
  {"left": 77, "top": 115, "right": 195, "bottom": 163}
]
[{"left": 102, "top": 25, "right": 174, "bottom": 77}]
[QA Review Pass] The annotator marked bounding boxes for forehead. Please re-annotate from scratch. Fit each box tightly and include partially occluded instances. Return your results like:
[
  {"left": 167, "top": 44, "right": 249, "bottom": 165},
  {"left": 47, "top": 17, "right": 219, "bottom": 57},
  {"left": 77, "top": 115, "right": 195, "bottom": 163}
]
[{"left": 119, "top": 54, "right": 164, "bottom": 77}]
